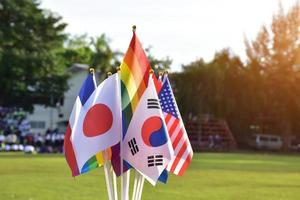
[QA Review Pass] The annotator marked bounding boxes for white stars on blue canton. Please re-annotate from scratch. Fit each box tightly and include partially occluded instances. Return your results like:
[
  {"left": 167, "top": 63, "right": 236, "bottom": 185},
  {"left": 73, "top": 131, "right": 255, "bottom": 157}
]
[{"left": 158, "top": 81, "right": 179, "bottom": 118}]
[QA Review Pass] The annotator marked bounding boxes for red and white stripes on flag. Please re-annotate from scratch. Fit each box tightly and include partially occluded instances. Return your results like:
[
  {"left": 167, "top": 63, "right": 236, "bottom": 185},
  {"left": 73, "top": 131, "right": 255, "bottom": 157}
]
[
  {"left": 163, "top": 113, "right": 193, "bottom": 175},
  {"left": 156, "top": 74, "right": 193, "bottom": 176}
]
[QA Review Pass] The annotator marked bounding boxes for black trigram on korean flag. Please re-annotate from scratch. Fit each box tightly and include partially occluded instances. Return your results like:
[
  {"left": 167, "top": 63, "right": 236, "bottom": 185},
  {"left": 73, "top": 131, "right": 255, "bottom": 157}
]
[
  {"left": 128, "top": 138, "right": 139, "bottom": 156},
  {"left": 147, "top": 99, "right": 160, "bottom": 109},
  {"left": 147, "top": 155, "right": 163, "bottom": 167}
]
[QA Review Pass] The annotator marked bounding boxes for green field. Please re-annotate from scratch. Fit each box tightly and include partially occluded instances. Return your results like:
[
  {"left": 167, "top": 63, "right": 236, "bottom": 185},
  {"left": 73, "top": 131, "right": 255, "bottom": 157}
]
[{"left": 1, "top": 152, "right": 300, "bottom": 200}]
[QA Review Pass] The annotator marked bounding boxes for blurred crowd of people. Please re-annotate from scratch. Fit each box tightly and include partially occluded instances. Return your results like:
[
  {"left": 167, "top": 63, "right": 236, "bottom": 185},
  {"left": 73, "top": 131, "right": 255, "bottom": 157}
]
[{"left": 0, "top": 107, "right": 65, "bottom": 153}]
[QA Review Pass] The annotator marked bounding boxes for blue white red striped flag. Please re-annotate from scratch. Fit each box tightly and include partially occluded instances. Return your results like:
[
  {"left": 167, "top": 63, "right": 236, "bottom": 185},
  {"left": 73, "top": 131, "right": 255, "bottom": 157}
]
[{"left": 158, "top": 75, "right": 193, "bottom": 176}]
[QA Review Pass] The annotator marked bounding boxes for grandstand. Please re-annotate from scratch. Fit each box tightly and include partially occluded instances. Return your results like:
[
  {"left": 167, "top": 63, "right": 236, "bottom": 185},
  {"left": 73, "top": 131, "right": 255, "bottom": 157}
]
[{"left": 186, "top": 116, "right": 237, "bottom": 151}]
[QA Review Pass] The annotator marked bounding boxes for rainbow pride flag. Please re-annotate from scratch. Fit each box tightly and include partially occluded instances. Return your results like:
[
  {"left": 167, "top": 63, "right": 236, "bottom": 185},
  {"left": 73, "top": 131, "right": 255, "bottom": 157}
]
[
  {"left": 120, "top": 31, "right": 151, "bottom": 136},
  {"left": 111, "top": 30, "right": 151, "bottom": 176}
]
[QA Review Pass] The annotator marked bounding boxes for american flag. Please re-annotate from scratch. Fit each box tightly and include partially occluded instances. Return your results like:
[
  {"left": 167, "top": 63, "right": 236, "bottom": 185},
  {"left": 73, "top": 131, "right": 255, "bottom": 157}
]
[{"left": 157, "top": 75, "right": 193, "bottom": 176}]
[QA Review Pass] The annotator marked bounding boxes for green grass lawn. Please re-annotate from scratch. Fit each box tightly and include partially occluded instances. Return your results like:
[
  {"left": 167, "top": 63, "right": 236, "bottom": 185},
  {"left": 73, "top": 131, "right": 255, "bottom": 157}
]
[{"left": 1, "top": 152, "right": 300, "bottom": 200}]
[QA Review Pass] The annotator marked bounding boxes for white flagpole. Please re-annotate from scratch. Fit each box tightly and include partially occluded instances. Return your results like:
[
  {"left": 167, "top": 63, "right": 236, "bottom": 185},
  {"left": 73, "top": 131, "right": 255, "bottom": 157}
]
[
  {"left": 122, "top": 170, "right": 130, "bottom": 200},
  {"left": 112, "top": 169, "right": 118, "bottom": 200},
  {"left": 132, "top": 172, "right": 145, "bottom": 200},
  {"left": 133, "top": 70, "right": 157, "bottom": 200},
  {"left": 132, "top": 171, "right": 139, "bottom": 200},
  {"left": 118, "top": 66, "right": 124, "bottom": 200},
  {"left": 117, "top": 67, "right": 130, "bottom": 200},
  {"left": 103, "top": 72, "right": 116, "bottom": 200},
  {"left": 120, "top": 175, "right": 124, "bottom": 200},
  {"left": 137, "top": 176, "right": 145, "bottom": 200},
  {"left": 103, "top": 150, "right": 114, "bottom": 200},
  {"left": 133, "top": 172, "right": 142, "bottom": 200}
]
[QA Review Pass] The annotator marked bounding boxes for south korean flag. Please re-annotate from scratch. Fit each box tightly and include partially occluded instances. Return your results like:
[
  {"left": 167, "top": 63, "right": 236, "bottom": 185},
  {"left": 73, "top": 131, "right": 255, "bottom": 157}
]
[{"left": 122, "top": 75, "right": 174, "bottom": 185}]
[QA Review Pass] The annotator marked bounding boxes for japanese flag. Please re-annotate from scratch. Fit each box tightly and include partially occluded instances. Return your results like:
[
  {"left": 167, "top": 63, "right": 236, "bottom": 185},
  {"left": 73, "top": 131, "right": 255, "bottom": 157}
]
[{"left": 64, "top": 73, "right": 121, "bottom": 176}]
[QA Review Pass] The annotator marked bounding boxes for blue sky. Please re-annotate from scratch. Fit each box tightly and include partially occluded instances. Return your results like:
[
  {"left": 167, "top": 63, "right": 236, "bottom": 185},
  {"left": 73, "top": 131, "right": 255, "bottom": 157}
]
[{"left": 41, "top": 0, "right": 298, "bottom": 71}]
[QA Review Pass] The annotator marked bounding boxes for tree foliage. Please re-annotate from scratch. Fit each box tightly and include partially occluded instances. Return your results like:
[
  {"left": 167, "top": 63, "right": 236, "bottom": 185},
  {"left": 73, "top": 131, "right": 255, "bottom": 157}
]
[
  {"left": 62, "top": 34, "right": 94, "bottom": 68},
  {"left": 0, "top": 0, "right": 124, "bottom": 111},
  {"left": 244, "top": 3, "right": 300, "bottom": 148},
  {"left": 172, "top": 50, "right": 250, "bottom": 143},
  {"left": 90, "top": 34, "right": 121, "bottom": 80},
  {"left": 0, "top": 0, "right": 68, "bottom": 110},
  {"left": 61, "top": 34, "right": 122, "bottom": 81},
  {"left": 173, "top": 3, "right": 300, "bottom": 147},
  {"left": 145, "top": 46, "right": 172, "bottom": 71}
]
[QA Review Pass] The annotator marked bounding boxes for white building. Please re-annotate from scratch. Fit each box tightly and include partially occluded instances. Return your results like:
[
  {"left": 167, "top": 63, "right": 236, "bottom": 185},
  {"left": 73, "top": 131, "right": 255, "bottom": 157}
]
[{"left": 28, "top": 64, "right": 91, "bottom": 133}]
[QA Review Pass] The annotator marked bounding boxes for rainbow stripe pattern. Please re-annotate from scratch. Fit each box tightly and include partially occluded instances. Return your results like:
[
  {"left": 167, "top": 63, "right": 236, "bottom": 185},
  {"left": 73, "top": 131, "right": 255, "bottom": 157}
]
[
  {"left": 81, "top": 152, "right": 105, "bottom": 174},
  {"left": 81, "top": 149, "right": 112, "bottom": 174},
  {"left": 120, "top": 32, "right": 151, "bottom": 136}
]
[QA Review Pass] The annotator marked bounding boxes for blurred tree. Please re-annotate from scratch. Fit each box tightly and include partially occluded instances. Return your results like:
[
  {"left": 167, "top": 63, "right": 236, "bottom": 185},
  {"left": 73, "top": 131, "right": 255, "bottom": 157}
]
[
  {"left": 61, "top": 34, "right": 122, "bottom": 81},
  {"left": 90, "top": 34, "right": 121, "bottom": 80},
  {"left": 0, "top": 0, "right": 68, "bottom": 111},
  {"left": 145, "top": 46, "right": 172, "bottom": 71},
  {"left": 173, "top": 2, "right": 300, "bottom": 149},
  {"left": 61, "top": 34, "right": 94, "bottom": 68},
  {"left": 172, "top": 49, "right": 247, "bottom": 139},
  {"left": 61, "top": 35, "right": 171, "bottom": 81},
  {"left": 245, "top": 3, "right": 300, "bottom": 149},
  {"left": 0, "top": 0, "right": 170, "bottom": 113}
]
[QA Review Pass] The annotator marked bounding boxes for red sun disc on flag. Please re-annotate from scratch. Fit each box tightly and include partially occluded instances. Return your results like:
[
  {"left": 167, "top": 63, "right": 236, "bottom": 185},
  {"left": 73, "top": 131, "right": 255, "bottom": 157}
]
[{"left": 83, "top": 104, "right": 113, "bottom": 137}]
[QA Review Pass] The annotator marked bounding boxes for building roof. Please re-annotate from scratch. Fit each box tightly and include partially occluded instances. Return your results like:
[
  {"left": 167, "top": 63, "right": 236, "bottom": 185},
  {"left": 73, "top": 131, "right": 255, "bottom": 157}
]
[{"left": 68, "top": 63, "right": 89, "bottom": 73}]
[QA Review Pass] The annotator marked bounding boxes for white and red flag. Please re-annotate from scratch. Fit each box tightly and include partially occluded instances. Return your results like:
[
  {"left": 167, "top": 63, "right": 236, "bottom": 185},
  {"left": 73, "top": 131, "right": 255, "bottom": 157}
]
[
  {"left": 122, "top": 75, "right": 174, "bottom": 185},
  {"left": 64, "top": 72, "right": 121, "bottom": 176}
]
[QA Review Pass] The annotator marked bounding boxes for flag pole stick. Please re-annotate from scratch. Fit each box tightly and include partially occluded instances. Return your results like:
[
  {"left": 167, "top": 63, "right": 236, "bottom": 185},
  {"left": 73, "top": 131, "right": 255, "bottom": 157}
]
[
  {"left": 133, "top": 70, "right": 155, "bottom": 200},
  {"left": 137, "top": 176, "right": 145, "bottom": 200},
  {"left": 133, "top": 172, "right": 142, "bottom": 200},
  {"left": 133, "top": 172, "right": 145, "bottom": 200},
  {"left": 103, "top": 71, "right": 115, "bottom": 200},
  {"left": 118, "top": 65, "right": 124, "bottom": 200},
  {"left": 120, "top": 175, "right": 124, "bottom": 200},
  {"left": 103, "top": 150, "right": 114, "bottom": 200},
  {"left": 117, "top": 66, "right": 130, "bottom": 200},
  {"left": 120, "top": 161, "right": 131, "bottom": 200},
  {"left": 112, "top": 168, "right": 118, "bottom": 200},
  {"left": 132, "top": 171, "right": 139, "bottom": 200},
  {"left": 122, "top": 170, "right": 130, "bottom": 200},
  {"left": 135, "top": 71, "right": 164, "bottom": 200},
  {"left": 122, "top": 26, "right": 140, "bottom": 200},
  {"left": 123, "top": 25, "right": 141, "bottom": 200},
  {"left": 90, "top": 68, "right": 114, "bottom": 199}
]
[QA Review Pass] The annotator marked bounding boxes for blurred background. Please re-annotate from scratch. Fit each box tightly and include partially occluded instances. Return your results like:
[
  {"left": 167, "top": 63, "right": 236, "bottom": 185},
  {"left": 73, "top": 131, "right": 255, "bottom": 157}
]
[
  {"left": 2, "top": 1, "right": 300, "bottom": 200},
  {"left": 2, "top": 0, "right": 300, "bottom": 153}
]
